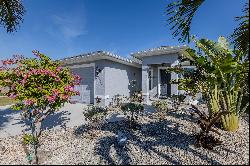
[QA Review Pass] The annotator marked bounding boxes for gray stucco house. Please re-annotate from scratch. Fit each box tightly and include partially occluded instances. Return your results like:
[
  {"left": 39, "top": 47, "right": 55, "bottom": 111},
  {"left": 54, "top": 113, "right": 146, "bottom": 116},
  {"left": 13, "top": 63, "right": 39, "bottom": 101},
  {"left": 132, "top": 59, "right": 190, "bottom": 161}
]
[{"left": 60, "top": 46, "right": 193, "bottom": 106}]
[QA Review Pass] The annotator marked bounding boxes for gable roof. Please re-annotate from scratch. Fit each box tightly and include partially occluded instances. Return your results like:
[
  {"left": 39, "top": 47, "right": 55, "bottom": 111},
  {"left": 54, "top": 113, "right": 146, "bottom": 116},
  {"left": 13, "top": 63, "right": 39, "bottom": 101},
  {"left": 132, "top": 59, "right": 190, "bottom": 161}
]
[
  {"left": 131, "top": 45, "right": 188, "bottom": 59},
  {"left": 59, "top": 51, "right": 142, "bottom": 68}
]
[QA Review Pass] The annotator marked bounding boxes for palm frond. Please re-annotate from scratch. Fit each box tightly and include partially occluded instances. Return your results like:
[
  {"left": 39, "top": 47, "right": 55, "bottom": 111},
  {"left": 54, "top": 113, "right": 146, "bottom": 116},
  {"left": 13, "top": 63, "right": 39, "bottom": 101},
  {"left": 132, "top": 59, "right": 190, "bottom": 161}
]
[
  {"left": 166, "top": 0, "right": 205, "bottom": 43},
  {"left": 230, "top": 3, "right": 249, "bottom": 56}
]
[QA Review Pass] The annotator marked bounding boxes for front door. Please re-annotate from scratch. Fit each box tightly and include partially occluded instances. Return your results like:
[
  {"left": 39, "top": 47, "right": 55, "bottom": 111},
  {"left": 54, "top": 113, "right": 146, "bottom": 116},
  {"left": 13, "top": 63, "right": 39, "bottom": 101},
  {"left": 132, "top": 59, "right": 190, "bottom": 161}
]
[{"left": 160, "top": 69, "right": 171, "bottom": 97}]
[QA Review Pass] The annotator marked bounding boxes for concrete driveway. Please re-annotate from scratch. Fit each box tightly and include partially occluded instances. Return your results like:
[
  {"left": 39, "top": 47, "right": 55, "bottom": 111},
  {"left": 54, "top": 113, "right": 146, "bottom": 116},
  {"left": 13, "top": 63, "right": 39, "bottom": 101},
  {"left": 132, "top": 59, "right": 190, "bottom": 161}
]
[
  {"left": 0, "top": 103, "right": 88, "bottom": 138},
  {"left": 0, "top": 103, "right": 156, "bottom": 138}
]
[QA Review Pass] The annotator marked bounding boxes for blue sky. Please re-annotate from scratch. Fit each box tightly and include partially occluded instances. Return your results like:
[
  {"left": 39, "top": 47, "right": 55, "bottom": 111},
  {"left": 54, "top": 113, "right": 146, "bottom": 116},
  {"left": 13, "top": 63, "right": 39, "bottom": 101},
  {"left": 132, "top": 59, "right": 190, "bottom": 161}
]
[{"left": 0, "top": 0, "right": 247, "bottom": 60}]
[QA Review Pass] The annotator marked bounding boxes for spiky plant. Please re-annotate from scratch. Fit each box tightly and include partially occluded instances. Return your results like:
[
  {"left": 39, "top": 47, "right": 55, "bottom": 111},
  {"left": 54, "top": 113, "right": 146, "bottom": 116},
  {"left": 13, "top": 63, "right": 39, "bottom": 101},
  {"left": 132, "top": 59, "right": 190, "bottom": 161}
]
[{"left": 190, "top": 105, "right": 228, "bottom": 150}]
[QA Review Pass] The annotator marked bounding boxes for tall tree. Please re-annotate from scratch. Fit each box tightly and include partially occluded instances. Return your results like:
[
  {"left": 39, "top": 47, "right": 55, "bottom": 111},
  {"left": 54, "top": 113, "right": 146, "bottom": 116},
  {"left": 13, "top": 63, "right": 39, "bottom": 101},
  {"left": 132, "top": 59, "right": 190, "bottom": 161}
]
[{"left": 0, "top": 0, "right": 25, "bottom": 33}]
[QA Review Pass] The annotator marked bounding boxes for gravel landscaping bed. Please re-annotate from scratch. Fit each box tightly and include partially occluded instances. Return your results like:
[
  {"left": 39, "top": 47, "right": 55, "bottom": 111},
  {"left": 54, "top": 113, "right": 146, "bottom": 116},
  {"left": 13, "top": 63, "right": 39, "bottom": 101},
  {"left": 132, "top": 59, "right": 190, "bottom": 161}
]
[{"left": 0, "top": 106, "right": 249, "bottom": 165}]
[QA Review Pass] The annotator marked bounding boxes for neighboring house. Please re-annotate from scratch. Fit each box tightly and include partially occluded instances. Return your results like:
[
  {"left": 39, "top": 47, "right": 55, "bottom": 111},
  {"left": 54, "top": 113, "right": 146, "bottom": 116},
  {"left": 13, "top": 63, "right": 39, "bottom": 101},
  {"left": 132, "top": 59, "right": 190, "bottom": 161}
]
[{"left": 60, "top": 46, "right": 194, "bottom": 106}]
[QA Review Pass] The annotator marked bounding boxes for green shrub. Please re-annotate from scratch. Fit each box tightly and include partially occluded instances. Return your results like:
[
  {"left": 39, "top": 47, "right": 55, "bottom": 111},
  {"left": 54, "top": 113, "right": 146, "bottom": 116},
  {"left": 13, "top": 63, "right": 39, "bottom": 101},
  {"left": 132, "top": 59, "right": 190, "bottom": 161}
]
[
  {"left": 121, "top": 102, "right": 144, "bottom": 113},
  {"left": 121, "top": 102, "right": 144, "bottom": 129},
  {"left": 22, "top": 134, "right": 38, "bottom": 145},
  {"left": 152, "top": 100, "right": 168, "bottom": 112},
  {"left": 83, "top": 105, "right": 107, "bottom": 128},
  {"left": 171, "top": 94, "right": 186, "bottom": 103}
]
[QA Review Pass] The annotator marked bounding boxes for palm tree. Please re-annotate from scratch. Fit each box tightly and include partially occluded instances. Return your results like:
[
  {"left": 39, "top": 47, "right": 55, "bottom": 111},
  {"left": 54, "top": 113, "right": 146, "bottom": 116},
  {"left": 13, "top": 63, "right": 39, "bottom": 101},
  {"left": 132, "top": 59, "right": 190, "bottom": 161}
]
[
  {"left": 166, "top": 0, "right": 249, "bottom": 55},
  {"left": 166, "top": 0, "right": 205, "bottom": 43},
  {"left": 0, "top": 0, "right": 25, "bottom": 33}
]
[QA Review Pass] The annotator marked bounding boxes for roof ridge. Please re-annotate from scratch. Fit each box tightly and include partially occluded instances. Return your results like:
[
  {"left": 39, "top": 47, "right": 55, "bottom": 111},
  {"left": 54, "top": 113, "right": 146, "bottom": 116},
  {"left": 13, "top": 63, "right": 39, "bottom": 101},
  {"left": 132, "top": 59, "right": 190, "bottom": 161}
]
[
  {"left": 60, "top": 50, "right": 141, "bottom": 64},
  {"left": 131, "top": 45, "right": 187, "bottom": 56}
]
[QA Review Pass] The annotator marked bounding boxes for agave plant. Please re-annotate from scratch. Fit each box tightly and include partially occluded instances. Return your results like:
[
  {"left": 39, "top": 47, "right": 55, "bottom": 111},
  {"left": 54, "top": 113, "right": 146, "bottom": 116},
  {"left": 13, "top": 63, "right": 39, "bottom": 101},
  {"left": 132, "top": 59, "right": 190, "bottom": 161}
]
[{"left": 190, "top": 105, "right": 228, "bottom": 150}]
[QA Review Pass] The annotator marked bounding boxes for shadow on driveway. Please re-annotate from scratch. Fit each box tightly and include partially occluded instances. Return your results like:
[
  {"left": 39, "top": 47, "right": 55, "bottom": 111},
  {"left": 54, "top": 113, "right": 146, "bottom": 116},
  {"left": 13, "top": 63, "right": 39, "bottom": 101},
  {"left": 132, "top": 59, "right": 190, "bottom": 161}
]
[
  {"left": 0, "top": 106, "right": 21, "bottom": 128},
  {"left": 12, "top": 111, "right": 71, "bottom": 132}
]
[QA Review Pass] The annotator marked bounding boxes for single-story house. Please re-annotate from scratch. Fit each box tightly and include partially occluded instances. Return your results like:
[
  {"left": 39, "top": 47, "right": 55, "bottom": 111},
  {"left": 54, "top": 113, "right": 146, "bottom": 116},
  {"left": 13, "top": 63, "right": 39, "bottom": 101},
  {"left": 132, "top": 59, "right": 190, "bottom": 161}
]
[{"left": 60, "top": 46, "right": 195, "bottom": 106}]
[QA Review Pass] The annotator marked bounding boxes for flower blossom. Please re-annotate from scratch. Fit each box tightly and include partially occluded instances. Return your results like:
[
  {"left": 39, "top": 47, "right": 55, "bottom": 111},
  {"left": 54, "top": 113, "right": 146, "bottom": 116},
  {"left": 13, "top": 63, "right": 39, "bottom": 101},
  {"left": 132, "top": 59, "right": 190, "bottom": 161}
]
[
  {"left": 62, "top": 95, "right": 69, "bottom": 100},
  {"left": 38, "top": 87, "right": 43, "bottom": 91},
  {"left": 4, "top": 79, "right": 12, "bottom": 83},
  {"left": 55, "top": 77, "right": 61, "bottom": 82},
  {"left": 73, "top": 74, "right": 81, "bottom": 85},
  {"left": 46, "top": 95, "right": 56, "bottom": 103},
  {"left": 15, "top": 69, "right": 22, "bottom": 76},
  {"left": 9, "top": 93, "right": 18, "bottom": 99},
  {"left": 2, "top": 59, "right": 14, "bottom": 65},
  {"left": 56, "top": 67, "right": 62, "bottom": 72},
  {"left": 11, "top": 84, "right": 16, "bottom": 90},
  {"left": 24, "top": 99, "right": 34, "bottom": 106},
  {"left": 64, "top": 85, "right": 74, "bottom": 92},
  {"left": 0, "top": 66, "right": 7, "bottom": 71}
]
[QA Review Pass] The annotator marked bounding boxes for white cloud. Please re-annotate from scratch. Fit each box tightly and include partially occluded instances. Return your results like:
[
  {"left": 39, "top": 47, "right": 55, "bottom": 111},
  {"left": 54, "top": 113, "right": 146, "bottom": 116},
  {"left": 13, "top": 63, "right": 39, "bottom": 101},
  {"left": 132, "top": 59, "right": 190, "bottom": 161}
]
[{"left": 51, "top": 14, "right": 88, "bottom": 39}]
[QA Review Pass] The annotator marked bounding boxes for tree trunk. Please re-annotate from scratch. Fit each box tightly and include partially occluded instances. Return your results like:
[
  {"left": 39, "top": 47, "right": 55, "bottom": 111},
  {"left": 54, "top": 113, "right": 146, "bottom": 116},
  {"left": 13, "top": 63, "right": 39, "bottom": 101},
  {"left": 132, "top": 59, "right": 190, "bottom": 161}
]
[
  {"left": 29, "top": 111, "right": 43, "bottom": 164},
  {"left": 30, "top": 120, "right": 39, "bottom": 164},
  {"left": 27, "top": 108, "right": 53, "bottom": 164}
]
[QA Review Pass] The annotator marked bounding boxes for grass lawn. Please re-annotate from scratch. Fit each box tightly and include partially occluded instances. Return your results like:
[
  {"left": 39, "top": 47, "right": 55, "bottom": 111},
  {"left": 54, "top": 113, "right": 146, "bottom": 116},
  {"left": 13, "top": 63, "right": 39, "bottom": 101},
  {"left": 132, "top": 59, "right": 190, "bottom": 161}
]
[{"left": 0, "top": 96, "right": 16, "bottom": 106}]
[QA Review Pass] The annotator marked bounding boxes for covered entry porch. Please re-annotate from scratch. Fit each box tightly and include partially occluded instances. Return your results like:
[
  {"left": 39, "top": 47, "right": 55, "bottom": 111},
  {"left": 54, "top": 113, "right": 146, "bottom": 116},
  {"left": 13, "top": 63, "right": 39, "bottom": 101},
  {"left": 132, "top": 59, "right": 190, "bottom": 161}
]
[
  {"left": 131, "top": 45, "right": 188, "bottom": 104},
  {"left": 142, "top": 63, "right": 179, "bottom": 104}
]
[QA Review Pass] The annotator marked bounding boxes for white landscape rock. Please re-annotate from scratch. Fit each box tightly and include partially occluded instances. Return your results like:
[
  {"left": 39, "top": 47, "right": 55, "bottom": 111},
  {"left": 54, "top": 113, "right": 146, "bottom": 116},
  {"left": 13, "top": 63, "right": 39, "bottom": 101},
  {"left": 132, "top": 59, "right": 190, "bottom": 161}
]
[
  {"left": 189, "top": 100, "right": 199, "bottom": 106},
  {"left": 0, "top": 104, "right": 249, "bottom": 165}
]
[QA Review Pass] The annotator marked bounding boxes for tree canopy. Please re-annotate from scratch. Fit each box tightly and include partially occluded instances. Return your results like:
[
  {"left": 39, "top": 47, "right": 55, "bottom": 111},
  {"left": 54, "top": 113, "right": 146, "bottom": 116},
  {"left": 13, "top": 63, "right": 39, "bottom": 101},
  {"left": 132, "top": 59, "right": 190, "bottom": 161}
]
[{"left": 0, "top": 0, "right": 25, "bottom": 33}]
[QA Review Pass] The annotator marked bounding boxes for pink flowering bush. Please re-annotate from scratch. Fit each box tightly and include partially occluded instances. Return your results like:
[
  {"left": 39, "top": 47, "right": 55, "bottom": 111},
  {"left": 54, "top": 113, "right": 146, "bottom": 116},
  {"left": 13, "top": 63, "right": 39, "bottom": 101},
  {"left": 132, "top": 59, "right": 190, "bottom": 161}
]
[
  {"left": 0, "top": 51, "right": 80, "bottom": 111},
  {"left": 0, "top": 51, "right": 81, "bottom": 163}
]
